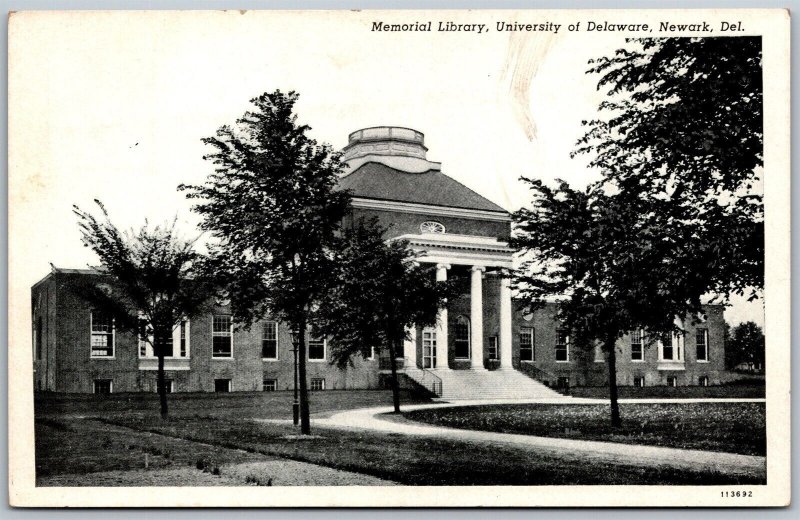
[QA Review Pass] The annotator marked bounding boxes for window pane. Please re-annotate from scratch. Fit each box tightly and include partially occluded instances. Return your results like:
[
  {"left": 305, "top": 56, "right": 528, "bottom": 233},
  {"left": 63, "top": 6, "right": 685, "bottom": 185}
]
[
  {"left": 488, "top": 336, "right": 498, "bottom": 360},
  {"left": 213, "top": 315, "right": 231, "bottom": 333},
  {"left": 91, "top": 312, "right": 113, "bottom": 332},
  {"left": 179, "top": 320, "right": 188, "bottom": 357},
  {"left": 213, "top": 336, "right": 232, "bottom": 357},
  {"left": 93, "top": 379, "right": 112, "bottom": 394},
  {"left": 696, "top": 329, "right": 708, "bottom": 361},
  {"left": 309, "top": 338, "right": 325, "bottom": 360},
  {"left": 631, "top": 330, "right": 643, "bottom": 360},
  {"left": 262, "top": 322, "right": 278, "bottom": 358},
  {"left": 454, "top": 317, "right": 469, "bottom": 359},
  {"left": 555, "top": 329, "right": 569, "bottom": 361},
  {"left": 519, "top": 328, "right": 533, "bottom": 361}
]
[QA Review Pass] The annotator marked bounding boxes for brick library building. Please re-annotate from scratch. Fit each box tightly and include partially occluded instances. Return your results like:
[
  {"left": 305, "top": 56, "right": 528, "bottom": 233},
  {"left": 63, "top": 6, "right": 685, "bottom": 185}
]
[{"left": 31, "top": 127, "right": 727, "bottom": 399}]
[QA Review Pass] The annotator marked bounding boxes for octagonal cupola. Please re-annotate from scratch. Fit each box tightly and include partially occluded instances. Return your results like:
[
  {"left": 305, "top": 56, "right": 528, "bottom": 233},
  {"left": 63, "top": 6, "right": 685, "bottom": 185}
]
[{"left": 341, "top": 126, "right": 441, "bottom": 174}]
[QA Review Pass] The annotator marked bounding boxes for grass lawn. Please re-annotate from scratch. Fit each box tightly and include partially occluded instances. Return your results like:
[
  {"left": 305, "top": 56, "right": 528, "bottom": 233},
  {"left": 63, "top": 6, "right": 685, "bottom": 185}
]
[
  {"left": 403, "top": 402, "right": 766, "bottom": 456},
  {"left": 567, "top": 383, "right": 765, "bottom": 399},
  {"left": 35, "top": 389, "right": 432, "bottom": 420},
  {"left": 34, "top": 391, "right": 764, "bottom": 485}
]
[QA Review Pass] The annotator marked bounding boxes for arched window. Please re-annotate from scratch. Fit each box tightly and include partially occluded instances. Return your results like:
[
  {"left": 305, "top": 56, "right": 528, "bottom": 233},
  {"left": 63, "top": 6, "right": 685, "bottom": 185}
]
[
  {"left": 420, "top": 221, "right": 445, "bottom": 234},
  {"left": 454, "top": 315, "right": 470, "bottom": 359}
]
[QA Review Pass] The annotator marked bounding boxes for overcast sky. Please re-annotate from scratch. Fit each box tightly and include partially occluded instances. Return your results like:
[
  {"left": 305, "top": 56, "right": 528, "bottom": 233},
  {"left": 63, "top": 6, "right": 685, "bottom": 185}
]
[{"left": 9, "top": 10, "right": 763, "bottom": 328}]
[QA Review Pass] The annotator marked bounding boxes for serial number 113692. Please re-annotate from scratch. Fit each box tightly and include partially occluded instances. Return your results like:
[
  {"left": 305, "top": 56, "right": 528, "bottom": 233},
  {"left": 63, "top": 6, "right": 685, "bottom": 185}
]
[{"left": 721, "top": 491, "right": 753, "bottom": 498}]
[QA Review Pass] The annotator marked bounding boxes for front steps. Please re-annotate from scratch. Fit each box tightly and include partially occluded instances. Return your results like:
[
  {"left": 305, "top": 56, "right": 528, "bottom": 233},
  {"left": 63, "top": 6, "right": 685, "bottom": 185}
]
[{"left": 403, "top": 367, "right": 565, "bottom": 400}]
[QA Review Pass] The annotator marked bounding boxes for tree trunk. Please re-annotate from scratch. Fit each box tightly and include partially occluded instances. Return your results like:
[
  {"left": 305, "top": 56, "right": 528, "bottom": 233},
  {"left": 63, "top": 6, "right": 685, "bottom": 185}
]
[
  {"left": 157, "top": 353, "right": 168, "bottom": 420},
  {"left": 297, "top": 319, "right": 311, "bottom": 435},
  {"left": 605, "top": 333, "right": 621, "bottom": 428},
  {"left": 387, "top": 339, "right": 401, "bottom": 414}
]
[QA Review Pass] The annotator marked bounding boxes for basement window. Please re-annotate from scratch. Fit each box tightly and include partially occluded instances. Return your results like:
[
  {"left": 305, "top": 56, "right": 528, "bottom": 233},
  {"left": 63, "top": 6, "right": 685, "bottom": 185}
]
[
  {"left": 310, "top": 378, "right": 326, "bottom": 391},
  {"left": 93, "top": 379, "right": 113, "bottom": 394},
  {"left": 156, "top": 379, "right": 174, "bottom": 394}
]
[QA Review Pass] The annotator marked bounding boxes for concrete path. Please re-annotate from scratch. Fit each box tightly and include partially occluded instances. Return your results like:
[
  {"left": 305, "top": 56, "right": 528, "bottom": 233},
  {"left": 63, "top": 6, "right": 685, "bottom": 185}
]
[{"left": 280, "top": 398, "right": 765, "bottom": 479}]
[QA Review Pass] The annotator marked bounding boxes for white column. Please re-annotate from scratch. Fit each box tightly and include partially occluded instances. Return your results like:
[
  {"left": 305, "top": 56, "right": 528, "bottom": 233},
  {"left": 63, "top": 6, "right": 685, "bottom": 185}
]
[
  {"left": 404, "top": 326, "right": 417, "bottom": 369},
  {"left": 434, "top": 263, "right": 450, "bottom": 370},
  {"left": 470, "top": 266, "right": 486, "bottom": 370},
  {"left": 499, "top": 275, "right": 513, "bottom": 369}
]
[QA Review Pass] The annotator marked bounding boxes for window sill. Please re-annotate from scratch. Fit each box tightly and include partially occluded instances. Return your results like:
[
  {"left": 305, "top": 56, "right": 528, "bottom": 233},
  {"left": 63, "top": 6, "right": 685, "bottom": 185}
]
[
  {"left": 520, "top": 360, "right": 535, "bottom": 363},
  {"left": 139, "top": 358, "right": 190, "bottom": 371},
  {"left": 212, "top": 357, "right": 234, "bottom": 361},
  {"left": 630, "top": 359, "right": 646, "bottom": 363},
  {"left": 454, "top": 357, "right": 471, "bottom": 361},
  {"left": 262, "top": 358, "right": 280, "bottom": 362},
  {"left": 555, "top": 360, "right": 571, "bottom": 363},
  {"left": 696, "top": 360, "right": 710, "bottom": 363},
  {"left": 90, "top": 356, "right": 116, "bottom": 360},
  {"left": 308, "top": 359, "right": 326, "bottom": 363}
]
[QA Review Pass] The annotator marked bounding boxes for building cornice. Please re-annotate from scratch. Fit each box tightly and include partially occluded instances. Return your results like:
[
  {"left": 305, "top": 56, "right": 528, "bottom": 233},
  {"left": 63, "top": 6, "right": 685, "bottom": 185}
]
[
  {"left": 393, "top": 233, "right": 515, "bottom": 268},
  {"left": 350, "top": 197, "right": 511, "bottom": 222}
]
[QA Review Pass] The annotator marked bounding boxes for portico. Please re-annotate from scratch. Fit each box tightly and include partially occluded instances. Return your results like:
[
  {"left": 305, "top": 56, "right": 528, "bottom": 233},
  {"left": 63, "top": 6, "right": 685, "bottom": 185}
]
[{"left": 394, "top": 232, "right": 515, "bottom": 371}]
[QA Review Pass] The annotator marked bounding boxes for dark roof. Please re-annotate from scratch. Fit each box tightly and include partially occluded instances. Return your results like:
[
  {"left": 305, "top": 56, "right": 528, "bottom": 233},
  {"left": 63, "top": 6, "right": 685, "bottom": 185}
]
[{"left": 338, "top": 162, "right": 508, "bottom": 213}]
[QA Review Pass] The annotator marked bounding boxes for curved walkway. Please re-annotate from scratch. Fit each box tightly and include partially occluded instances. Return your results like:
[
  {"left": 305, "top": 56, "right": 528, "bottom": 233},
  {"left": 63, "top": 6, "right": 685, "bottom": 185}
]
[{"left": 304, "top": 398, "right": 765, "bottom": 479}]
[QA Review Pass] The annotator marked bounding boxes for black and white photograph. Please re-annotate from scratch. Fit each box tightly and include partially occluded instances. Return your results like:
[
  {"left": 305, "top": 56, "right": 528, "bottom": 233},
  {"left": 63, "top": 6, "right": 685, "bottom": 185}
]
[{"left": 7, "top": 8, "right": 791, "bottom": 507}]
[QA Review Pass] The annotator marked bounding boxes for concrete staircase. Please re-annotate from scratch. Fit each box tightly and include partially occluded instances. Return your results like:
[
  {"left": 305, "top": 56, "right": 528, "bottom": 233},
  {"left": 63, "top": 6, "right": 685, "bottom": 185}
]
[{"left": 404, "top": 367, "right": 565, "bottom": 400}]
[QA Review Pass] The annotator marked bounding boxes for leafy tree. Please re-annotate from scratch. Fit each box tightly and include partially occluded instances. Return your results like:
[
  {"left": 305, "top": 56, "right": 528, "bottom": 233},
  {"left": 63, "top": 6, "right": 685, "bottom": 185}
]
[
  {"left": 73, "top": 200, "right": 216, "bottom": 419},
  {"left": 180, "top": 90, "right": 350, "bottom": 434},
  {"left": 726, "top": 321, "right": 765, "bottom": 371},
  {"left": 316, "top": 219, "right": 453, "bottom": 413},
  {"left": 575, "top": 37, "right": 764, "bottom": 299},
  {"left": 512, "top": 179, "right": 711, "bottom": 427}
]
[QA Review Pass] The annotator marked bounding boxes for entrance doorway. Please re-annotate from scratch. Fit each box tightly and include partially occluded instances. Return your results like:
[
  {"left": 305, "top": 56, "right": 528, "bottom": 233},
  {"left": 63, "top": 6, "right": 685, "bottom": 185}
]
[{"left": 422, "top": 329, "right": 437, "bottom": 369}]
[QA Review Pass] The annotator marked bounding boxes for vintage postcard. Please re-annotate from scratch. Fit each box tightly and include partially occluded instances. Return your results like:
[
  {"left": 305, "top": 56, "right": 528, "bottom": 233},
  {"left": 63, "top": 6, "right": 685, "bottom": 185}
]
[{"left": 7, "top": 9, "right": 790, "bottom": 507}]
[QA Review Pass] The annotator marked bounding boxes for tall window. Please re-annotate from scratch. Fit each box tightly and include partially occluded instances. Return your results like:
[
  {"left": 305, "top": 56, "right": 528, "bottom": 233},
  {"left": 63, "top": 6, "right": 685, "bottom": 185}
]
[
  {"left": 594, "top": 343, "right": 605, "bottom": 363},
  {"left": 488, "top": 336, "right": 499, "bottom": 360},
  {"left": 212, "top": 315, "right": 233, "bottom": 358},
  {"left": 519, "top": 328, "right": 534, "bottom": 361},
  {"left": 90, "top": 311, "right": 114, "bottom": 358},
  {"left": 179, "top": 320, "right": 188, "bottom": 357},
  {"left": 454, "top": 316, "right": 470, "bottom": 359},
  {"left": 630, "top": 329, "right": 644, "bottom": 361},
  {"left": 422, "top": 329, "right": 436, "bottom": 368},
  {"left": 660, "top": 331, "right": 684, "bottom": 361},
  {"left": 661, "top": 334, "right": 674, "bottom": 360},
  {"left": 35, "top": 317, "right": 43, "bottom": 360},
  {"left": 696, "top": 329, "right": 708, "bottom": 361},
  {"left": 262, "top": 321, "right": 278, "bottom": 359},
  {"left": 555, "top": 329, "right": 569, "bottom": 362},
  {"left": 139, "top": 318, "right": 189, "bottom": 358},
  {"left": 308, "top": 337, "right": 325, "bottom": 361}
]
